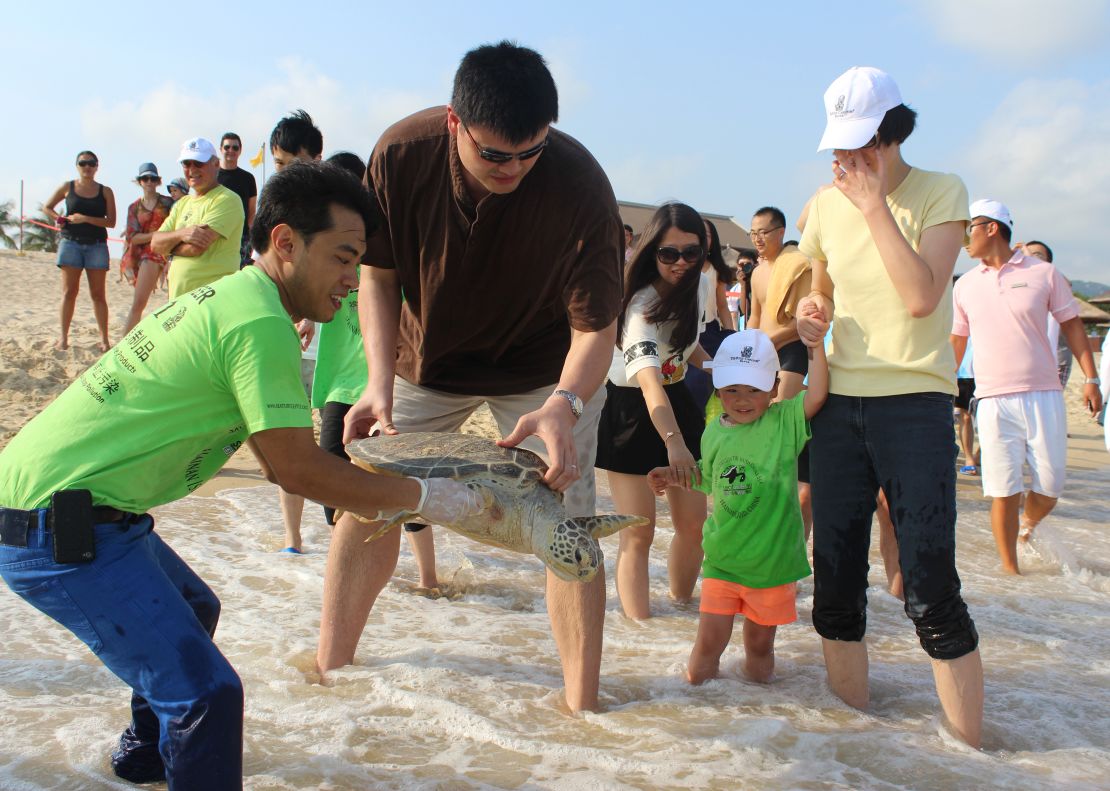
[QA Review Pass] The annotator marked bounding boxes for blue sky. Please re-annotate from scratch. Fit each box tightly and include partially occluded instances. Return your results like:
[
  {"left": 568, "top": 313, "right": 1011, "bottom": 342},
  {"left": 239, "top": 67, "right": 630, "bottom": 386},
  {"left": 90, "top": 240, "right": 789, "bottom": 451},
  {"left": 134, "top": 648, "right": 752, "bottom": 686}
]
[{"left": 4, "top": 0, "right": 1109, "bottom": 281}]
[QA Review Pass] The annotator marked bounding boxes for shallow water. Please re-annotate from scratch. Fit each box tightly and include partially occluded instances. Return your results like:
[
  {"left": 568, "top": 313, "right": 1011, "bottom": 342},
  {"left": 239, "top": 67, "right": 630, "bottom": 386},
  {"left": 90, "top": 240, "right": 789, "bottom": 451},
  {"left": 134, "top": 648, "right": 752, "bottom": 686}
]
[{"left": 0, "top": 467, "right": 1107, "bottom": 789}]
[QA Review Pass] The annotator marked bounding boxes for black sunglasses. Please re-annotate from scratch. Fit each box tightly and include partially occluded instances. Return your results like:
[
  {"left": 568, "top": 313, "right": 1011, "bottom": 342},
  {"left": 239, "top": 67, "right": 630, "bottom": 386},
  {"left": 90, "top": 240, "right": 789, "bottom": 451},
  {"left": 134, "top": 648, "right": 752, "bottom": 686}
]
[
  {"left": 138, "top": 175, "right": 159, "bottom": 183},
  {"left": 656, "top": 245, "right": 705, "bottom": 266},
  {"left": 222, "top": 144, "right": 241, "bottom": 151},
  {"left": 78, "top": 160, "right": 98, "bottom": 167},
  {"left": 462, "top": 125, "right": 548, "bottom": 163}
]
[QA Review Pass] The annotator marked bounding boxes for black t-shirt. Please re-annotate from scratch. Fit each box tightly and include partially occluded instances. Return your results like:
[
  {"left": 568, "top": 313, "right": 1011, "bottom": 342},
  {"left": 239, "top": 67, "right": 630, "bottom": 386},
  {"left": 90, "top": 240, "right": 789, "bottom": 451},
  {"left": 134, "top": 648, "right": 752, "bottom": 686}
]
[{"left": 216, "top": 167, "right": 257, "bottom": 233}]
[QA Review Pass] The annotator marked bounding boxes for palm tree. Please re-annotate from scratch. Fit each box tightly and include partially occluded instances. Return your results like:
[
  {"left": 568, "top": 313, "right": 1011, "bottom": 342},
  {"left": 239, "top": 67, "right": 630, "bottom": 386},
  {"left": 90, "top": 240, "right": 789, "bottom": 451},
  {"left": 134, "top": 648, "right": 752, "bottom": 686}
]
[
  {"left": 0, "top": 200, "right": 17, "bottom": 248},
  {"left": 20, "top": 210, "right": 60, "bottom": 253}
]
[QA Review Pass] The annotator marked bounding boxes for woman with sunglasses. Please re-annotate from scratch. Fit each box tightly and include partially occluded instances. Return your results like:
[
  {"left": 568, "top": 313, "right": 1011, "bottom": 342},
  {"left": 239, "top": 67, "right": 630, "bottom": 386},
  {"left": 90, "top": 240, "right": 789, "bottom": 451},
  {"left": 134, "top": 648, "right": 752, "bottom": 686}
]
[
  {"left": 597, "top": 202, "right": 709, "bottom": 619},
  {"left": 42, "top": 151, "right": 117, "bottom": 351},
  {"left": 121, "top": 163, "right": 174, "bottom": 334}
]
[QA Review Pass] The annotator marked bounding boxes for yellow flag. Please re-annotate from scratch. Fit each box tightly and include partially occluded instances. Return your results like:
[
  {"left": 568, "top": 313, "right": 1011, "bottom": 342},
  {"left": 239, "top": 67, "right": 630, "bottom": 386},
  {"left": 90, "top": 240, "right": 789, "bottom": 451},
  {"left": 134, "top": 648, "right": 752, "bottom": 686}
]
[{"left": 249, "top": 143, "right": 265, "bottom": 168}]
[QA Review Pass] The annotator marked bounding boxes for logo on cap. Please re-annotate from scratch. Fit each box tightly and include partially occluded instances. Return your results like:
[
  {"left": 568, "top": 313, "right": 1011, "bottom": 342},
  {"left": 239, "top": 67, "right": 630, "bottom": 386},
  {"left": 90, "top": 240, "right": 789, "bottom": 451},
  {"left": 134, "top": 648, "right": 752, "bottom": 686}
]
[
  {"left": 835, "top": 95, "right": 845, "bottom": 112},
  {"left": 741, "top": 346, "right": 754, "bottom": 360}
]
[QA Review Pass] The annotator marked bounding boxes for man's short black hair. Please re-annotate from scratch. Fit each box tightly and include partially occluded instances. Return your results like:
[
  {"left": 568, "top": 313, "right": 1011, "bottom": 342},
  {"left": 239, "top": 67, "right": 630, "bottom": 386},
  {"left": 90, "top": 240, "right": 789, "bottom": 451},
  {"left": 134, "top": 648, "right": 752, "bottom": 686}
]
[
  {"left": 451, "top": 41, "right": 558, "bottom": 144},
  {"left": 975, "top": 215, "right": 1013, "bottom": 244},
  {"left": 269, "top": 110, "right": 323, "bottom": 158},
  {"left": 221, "top": 132, "right": 242, "bottom": 146},
  {"left": 251, "top": 161, "right": 378, "bottom": 254},
  {"left": 877, "top": 104, "right": 918, "bottom": 146},
  {"left": 1025, "top": 239, "right": 1054, "bottom": 262},
  {"left": 623, "top": 224, "right": 633, "bottom": 234},
  {"left": 753, "top": 206, "right": 786, "bottom": 229},
  {"left": 327, "top": 151, "right": 366, "bottom": 183}
]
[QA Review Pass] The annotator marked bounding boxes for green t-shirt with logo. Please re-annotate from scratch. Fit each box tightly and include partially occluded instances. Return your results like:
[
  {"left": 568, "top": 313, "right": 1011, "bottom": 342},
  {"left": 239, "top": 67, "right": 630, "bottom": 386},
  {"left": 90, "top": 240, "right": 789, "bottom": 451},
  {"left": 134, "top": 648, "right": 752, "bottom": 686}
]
[
  {"left": 160, "top": 183, "right": 244, "bottom": 298},
  {"left": 694, "top": 393, "right": 812, "bottom": 588},
  {"left": 311, "top": 290, "right": 367, "bottom": 408},
  {"left": 0, "top": 266, "right": 311, "bottom": 512}
]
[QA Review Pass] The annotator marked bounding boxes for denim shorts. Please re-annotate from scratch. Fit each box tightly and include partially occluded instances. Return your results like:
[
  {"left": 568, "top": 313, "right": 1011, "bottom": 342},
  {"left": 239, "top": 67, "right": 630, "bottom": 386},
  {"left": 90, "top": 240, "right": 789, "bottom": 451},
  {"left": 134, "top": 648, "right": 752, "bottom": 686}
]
[{"left": 57, "top": 238, "right": 110, "bottom": 270}]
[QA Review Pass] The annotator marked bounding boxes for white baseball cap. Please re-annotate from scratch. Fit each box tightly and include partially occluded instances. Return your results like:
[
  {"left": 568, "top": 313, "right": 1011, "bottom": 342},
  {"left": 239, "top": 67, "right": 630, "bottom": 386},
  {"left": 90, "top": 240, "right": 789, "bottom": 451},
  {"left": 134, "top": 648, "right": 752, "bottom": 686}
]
[
  {"left": 969, "top": 198, "right": 1013, "bottom": 231},
  {"left": 178, "top": 137, "right": 218, "bottom": 164},
  {"left": 704, "top": 329, "right": 780, "bottom": 392},
  {"left": 817, "top": 66, "right": 903, "bottom": 152}
]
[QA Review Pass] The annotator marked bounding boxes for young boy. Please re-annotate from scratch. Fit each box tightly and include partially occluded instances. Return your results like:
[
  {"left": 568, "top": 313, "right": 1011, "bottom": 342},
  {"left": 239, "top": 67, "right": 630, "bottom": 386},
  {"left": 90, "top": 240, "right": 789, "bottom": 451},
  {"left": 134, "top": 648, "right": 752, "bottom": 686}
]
[{"left": 649, "top": 326, "right": 828, "bottom": 683}]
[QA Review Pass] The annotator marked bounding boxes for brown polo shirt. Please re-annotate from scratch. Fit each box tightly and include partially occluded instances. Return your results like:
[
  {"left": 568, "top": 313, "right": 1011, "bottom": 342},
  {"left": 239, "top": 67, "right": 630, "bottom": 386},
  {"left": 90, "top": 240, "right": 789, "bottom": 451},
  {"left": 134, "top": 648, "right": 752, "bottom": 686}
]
[{"left": 366, "top": 106, "right": 623, "bottom": 396}]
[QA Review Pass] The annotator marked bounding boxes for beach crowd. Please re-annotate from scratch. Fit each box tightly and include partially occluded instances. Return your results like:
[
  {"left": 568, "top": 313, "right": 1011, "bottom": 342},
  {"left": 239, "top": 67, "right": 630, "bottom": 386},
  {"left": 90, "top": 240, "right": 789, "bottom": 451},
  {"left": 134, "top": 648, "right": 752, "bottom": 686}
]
[{"left": 0, "top": 41, "right": 1107, "bottom": 788}]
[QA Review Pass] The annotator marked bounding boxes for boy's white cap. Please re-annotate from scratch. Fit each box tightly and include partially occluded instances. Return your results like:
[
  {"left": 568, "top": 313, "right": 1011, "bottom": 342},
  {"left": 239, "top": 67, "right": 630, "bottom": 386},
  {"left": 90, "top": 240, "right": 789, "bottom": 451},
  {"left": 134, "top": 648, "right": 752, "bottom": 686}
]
[
  {"left": 178, "top": 137, "right": 218, "bottom": 164},
  {"left": 969, "top": 198, "right": 1013, "bottom": 231},
  {"left": 817, "top": 66, "right": 902, "bottom": 152},
  {"left": 704, "top": 329, "right": 780, "bottom": 392}
]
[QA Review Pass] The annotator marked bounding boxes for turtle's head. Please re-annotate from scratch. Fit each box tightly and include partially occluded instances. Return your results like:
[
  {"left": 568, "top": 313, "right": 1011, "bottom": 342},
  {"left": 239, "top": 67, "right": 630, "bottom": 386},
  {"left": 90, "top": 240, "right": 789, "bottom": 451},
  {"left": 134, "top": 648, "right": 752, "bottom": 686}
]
[{"left": 540, "top": 515, "right": 649, "bottom": 583}]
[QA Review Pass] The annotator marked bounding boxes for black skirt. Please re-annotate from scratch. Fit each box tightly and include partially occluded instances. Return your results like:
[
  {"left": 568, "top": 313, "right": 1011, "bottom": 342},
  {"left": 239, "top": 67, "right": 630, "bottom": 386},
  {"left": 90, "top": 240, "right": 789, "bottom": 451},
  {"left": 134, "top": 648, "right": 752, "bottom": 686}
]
[{"left": 596, "top": 380, "right": 704, "bottom": 475}]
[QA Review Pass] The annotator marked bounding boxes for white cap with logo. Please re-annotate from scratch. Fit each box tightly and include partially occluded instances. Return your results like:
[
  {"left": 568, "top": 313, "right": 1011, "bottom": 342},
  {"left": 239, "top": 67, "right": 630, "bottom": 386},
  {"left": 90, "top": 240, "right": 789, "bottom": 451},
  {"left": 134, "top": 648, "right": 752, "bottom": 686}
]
[
  {"left": 817, "top": 66, "right": 903, "bottom": 152},
  {"left": 178, "top": 137, "right": 218, "bottom": 164},
  {"left": 969, "top": 199, "right": 1013, "bottom": 231},
  {"left": 704, "top": 329, "right": 780, "bottom": 392}
]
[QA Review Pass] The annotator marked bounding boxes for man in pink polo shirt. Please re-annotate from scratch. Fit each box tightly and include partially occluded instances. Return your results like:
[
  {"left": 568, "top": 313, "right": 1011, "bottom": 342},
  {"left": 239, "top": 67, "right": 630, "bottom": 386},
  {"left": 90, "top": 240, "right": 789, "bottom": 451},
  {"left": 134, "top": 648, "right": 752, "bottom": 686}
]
[{"left": 951, "top": 199, "right": 1102, "bottom": 574}]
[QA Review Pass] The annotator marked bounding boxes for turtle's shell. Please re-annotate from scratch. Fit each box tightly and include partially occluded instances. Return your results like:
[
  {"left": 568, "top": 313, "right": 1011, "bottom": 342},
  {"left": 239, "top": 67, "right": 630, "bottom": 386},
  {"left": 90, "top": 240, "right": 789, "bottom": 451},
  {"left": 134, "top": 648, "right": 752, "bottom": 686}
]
[{"left": 346, "top": 432, "right": 549, "bottom": 487}]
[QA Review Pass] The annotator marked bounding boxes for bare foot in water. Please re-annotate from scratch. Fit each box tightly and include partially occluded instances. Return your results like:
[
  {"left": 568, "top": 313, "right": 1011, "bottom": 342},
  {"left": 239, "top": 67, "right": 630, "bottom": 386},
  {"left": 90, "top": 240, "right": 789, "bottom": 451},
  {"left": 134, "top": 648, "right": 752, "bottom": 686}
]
[
  {"left": 97, "top": 339, "right": 110, "bottom": 352},
  {"left": 54, "top": 339, "right": 69, "bottom": 351}
]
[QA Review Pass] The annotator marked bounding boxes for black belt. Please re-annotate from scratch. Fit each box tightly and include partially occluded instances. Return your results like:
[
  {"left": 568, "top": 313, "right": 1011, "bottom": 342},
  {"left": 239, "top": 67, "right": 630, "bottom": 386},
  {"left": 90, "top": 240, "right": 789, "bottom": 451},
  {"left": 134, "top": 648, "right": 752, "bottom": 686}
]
[{"left": 0, "top": 505, "right": 130, "bottom": 548}]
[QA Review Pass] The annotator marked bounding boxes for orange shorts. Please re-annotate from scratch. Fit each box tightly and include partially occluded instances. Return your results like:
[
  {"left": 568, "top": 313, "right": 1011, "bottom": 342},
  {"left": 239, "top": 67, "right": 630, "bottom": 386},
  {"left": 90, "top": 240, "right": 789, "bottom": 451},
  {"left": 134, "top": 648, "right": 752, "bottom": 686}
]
[{"left": 699, "top": 578, "right": 798, "bottom": 626}]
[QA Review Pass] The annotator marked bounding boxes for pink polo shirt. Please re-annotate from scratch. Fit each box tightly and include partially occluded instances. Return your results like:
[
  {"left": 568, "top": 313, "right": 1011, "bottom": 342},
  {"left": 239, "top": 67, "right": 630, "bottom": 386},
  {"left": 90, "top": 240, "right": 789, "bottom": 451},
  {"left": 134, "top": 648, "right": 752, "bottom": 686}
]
[{"left": 952, "top": 252, "right": 1079, "bottom": 398}]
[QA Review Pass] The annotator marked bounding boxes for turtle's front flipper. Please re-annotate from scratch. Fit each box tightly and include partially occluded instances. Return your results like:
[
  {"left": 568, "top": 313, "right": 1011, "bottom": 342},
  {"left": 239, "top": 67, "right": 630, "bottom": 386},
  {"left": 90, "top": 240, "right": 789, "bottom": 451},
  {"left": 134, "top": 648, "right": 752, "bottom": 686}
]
[
  {"left": 363, "top": 512, "right": 409, "bottom": 542},
  {"left": 581, "top": 514, "right": 650, "bottom": 539}
]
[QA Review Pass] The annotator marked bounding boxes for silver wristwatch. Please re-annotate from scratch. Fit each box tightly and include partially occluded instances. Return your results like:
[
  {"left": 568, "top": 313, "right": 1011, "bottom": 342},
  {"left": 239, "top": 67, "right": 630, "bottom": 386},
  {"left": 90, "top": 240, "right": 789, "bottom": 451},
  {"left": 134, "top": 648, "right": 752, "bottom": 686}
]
[
  {"left": 552, "top": 389, "right": 584, "bottom": 419},
  {"left": 1084, "top": 377, "right": 1102, "bottom": 386}
]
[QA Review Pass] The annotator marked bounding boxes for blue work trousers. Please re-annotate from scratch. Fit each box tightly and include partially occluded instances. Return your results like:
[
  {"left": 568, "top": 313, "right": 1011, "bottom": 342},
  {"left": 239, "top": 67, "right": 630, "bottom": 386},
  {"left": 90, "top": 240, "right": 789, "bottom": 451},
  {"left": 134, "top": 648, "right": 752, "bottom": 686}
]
[{"left": 0, "top": 513, "right": 243, "bottom": 787}]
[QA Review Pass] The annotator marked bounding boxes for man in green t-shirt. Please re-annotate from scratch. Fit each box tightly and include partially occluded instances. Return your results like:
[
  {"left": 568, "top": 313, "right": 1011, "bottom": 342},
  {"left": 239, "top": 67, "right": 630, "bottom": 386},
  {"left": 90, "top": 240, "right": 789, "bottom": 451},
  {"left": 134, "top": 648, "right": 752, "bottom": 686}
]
[
  {"left": 152, "top": 137, "right": 244, "bottom": 298},
  {"left": 0, "top": 163, "right": 485, "bottom": 786}
]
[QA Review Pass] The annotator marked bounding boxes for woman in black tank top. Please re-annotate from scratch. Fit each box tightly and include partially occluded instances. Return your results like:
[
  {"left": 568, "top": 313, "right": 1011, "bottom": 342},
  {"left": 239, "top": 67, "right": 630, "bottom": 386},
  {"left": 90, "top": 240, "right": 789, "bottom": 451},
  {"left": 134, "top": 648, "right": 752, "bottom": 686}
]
[{"left": 42, "top": 151, "right": 117, "bottom": 351}]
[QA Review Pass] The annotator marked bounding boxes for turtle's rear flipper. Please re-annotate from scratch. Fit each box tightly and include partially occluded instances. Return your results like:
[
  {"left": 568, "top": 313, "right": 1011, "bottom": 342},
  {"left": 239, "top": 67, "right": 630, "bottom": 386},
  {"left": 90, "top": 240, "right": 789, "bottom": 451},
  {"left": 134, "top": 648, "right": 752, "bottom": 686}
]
[
  {"left": 364, "top": 512, "right": 409, "bottom": 542},
  {"left": 578, "top": 514, "right": 650, "bottom": 539}
]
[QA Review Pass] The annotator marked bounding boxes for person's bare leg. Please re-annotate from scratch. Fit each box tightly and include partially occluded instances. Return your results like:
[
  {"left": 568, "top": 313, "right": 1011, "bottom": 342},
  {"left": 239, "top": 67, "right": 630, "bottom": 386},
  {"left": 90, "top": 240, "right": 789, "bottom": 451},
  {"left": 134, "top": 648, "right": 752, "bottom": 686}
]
[
  {"left": 610, "top": 471, "right": 656, "bottom": 619},
  {"left": 123, "top": 260, "right": 161, "bottom": 335},
  {"left": 821, "top": 637, "right": 869, "bottom": 709},
  {"left": 1018, "top": 491, "right": 1057, "bottom": 543},
  {"left": 742, "top": 620, "right": 778, "bottom": 683},
  {"left": 686, "top": 612, "right": 734, "bottom": 684},
  {"left": 798, "top": 482, "right": 813, "bottom": 543},
  {"left": 85, "top": 268, "right": 110, "bottom": 351},
  {"left": 405, "top": 527, "right": 439, "bottom": 589},
  {"left": 931, "top": 649, "right": 983, "bottom": 749},
  {"left": 546, "top": 568, "right": 605, "bottom": 711},
  {"left": 279, "top": 488, "right": 305, "bottom": 552},
  {"left": 57, "top": 266, "right": 82, "bottom": 350},
  {"left": 665, "top": 486, "right": 706, "bottom": 603},
  {"left": 957, "top": 410, "right": 978, "bottom": 467},
  {"left": 317, "top": 514, "right": 403, "bottom": 672},
  {"left": 990, "top": 493, "right": 1022, "bottom": 574},
  {"left": 876, "top": 490, "right": 903, "bottom": 599}
]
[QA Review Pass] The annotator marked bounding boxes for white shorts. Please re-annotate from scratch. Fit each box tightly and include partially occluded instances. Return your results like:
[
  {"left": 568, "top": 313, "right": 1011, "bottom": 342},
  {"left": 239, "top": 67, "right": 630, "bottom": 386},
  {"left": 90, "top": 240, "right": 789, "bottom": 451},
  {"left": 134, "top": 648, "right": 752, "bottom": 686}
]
[
  {"left": 386, "top": 377, "right": 605, "bottom": 517},
  {"left": 976, "top": 390, "right": 1067, "bottom": 498}
]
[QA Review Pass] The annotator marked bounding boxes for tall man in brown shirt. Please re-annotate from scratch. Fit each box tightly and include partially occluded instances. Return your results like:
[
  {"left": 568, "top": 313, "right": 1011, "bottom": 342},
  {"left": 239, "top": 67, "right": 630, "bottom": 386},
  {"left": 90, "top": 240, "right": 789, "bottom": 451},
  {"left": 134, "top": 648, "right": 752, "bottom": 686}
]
[{"left": 316, "top": 42, "right": 624, "bottom": 712}]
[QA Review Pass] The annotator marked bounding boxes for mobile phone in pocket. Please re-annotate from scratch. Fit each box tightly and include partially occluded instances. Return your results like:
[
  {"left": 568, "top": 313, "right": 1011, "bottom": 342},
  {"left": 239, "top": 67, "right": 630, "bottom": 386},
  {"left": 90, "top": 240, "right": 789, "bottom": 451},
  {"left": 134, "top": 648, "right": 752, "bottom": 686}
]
[{"left": 51, "top": 489, "right": 95, "bottom": 564}]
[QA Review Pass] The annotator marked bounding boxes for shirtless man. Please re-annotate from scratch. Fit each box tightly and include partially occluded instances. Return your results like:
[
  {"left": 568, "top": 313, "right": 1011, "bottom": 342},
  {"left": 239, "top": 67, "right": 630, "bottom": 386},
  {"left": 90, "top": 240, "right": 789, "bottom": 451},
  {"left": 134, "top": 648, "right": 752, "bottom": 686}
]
[{"left": 747, "top": 206, "right": 814, "bottom": 537}]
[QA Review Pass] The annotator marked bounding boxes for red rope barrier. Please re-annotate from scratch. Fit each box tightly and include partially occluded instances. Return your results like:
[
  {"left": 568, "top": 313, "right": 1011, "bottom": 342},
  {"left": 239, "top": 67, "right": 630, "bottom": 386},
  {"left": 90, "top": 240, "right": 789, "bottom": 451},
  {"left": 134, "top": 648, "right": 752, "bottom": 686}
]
[{"left": 22, "top": 215, "right": 125, "bottom": 244}]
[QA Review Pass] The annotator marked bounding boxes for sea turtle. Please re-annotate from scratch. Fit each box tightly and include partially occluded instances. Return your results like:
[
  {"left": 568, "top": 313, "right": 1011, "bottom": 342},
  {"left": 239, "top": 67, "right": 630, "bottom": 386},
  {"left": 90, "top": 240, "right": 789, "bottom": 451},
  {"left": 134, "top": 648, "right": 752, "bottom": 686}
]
[{"left": 345, "top": 432, "right": 648, "bottom": 582}]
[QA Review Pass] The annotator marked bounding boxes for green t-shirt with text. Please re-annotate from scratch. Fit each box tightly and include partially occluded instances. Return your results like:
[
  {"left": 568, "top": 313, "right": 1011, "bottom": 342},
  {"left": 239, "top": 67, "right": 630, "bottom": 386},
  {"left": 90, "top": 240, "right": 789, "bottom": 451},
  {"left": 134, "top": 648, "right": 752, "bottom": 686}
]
[
  {"left": 0, "top": 266, "right": 310, "bottom": 512},
  {"left": 311, "top": 290, "right": 367, "bottom": 408},
  {"left": 695, "top": 393, "right": 812, "bottom": 588}
]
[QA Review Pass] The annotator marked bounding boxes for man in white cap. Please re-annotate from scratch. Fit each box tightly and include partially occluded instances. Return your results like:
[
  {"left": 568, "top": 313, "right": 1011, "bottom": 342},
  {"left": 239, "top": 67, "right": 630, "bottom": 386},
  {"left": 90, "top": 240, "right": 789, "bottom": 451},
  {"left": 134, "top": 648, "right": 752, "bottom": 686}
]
[
  {"left": 152, "top": 137, "right": 244, "bottom": 298},
  {"left": 952, "top": 199, "right": 1101, "bottom": 573},
  {"left": 796, "top": 66, "right": 984, "bottom": 747}
]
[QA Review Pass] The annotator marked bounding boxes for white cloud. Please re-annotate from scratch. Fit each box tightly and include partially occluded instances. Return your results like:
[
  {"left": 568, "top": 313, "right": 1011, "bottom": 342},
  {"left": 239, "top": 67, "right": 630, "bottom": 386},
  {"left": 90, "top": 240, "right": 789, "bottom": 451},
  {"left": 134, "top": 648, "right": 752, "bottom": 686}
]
[
  {"left": 79, "top": 58, "right": 438, "bottom": 181},
  {"left": 959, "top": 77, "right": 1110, "bottom": 281},
  {"left": 921, "top": 0, "right": 1109, "bottom": 59}
]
